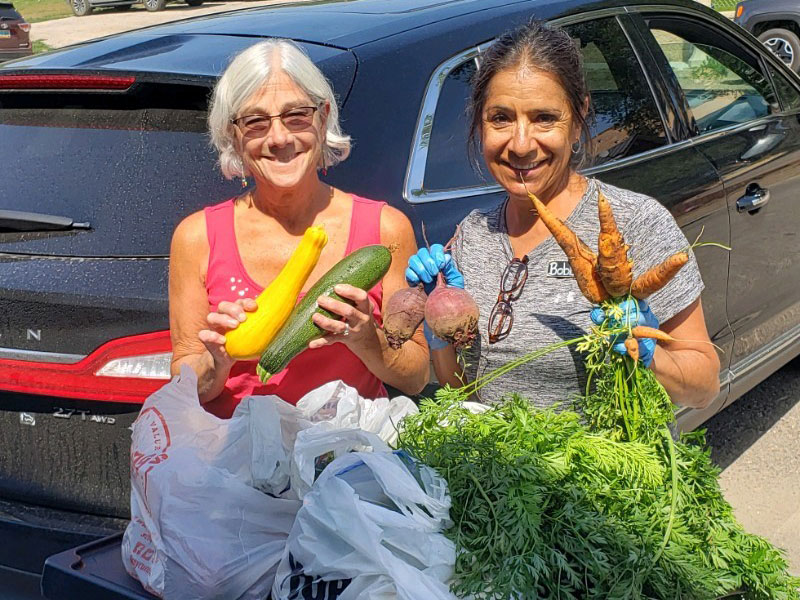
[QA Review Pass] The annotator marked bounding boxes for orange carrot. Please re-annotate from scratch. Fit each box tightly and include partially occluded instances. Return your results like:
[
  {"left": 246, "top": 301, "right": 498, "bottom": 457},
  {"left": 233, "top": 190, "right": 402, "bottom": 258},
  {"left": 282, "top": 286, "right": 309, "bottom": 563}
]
[
  {"left": 597, "top": 192, "right": 633, "bottom": 297},
  {"left": 624, "top": 337, "right": 640, "bottom": 362},
  {"left": 631, "top": 326, "right": 675, "bottom": 343},
  {"left": 630, "top": 251, "right": 689, "bottom": 299},
  {"left": 529, "top": 192, "right": 610, "bottom": 304}
]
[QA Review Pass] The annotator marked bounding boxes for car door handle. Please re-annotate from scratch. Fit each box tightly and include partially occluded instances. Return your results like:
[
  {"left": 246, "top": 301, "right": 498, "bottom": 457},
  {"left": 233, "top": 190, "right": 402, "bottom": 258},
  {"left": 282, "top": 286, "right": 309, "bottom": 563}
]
[{"left": 736, "top": 185, "right": 770, "bottom": 213}]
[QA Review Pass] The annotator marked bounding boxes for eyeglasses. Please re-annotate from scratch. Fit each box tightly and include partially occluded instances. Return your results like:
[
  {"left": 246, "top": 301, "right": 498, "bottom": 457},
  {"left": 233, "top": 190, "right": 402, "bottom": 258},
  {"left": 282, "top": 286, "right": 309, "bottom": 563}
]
[
  {"left": 488, "top": 255, "right": 529, "bottom": 344},
  {"left": 230, "top": 106, "right": 318, "bottom": 136}
]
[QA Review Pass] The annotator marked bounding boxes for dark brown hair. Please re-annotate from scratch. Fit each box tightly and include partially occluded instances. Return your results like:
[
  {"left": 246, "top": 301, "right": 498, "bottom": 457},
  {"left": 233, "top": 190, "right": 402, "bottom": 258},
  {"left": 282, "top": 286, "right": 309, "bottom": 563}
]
[{"left": 468, "top": 19, "right": 592, "bottom": 169}]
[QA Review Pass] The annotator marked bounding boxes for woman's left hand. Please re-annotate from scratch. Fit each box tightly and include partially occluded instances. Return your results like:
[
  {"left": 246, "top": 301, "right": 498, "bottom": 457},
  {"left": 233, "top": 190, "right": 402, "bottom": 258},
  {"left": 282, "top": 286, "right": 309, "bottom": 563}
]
[
  {"left": 590, "top": 298, "right": 660, "bottom": 366},
  {"left": 309, "top": 284, "right": 378, "bottom": 350}
]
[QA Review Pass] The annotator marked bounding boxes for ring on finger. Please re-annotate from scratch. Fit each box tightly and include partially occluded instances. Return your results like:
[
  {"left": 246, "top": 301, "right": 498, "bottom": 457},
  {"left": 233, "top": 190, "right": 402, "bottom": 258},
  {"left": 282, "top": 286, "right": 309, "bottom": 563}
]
[{"left": 342, "top": 322, "right": 350, "bottom": 337}]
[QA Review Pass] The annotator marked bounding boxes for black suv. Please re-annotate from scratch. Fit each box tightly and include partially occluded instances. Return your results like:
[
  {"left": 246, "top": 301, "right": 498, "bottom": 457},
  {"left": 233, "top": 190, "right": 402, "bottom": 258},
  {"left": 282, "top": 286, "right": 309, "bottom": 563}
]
[
  {"left": 2, "top": 0, "right": 800, "bottom": 596},
  {"left": 734, "top": 0, "right": 800, "bottom": 71}
]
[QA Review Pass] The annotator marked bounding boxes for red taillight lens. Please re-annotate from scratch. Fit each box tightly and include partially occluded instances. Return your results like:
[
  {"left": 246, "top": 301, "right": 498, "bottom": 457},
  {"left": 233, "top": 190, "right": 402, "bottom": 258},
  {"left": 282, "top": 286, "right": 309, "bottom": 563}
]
[
  {"left": 18, "top": 23, "right": 31, "bottom": 33},
  {"left": 0, "top": 74, "right": 136, "bottom": 90},
  {"left": 0, "top": 331, "right": 172, "bottom": 403}
]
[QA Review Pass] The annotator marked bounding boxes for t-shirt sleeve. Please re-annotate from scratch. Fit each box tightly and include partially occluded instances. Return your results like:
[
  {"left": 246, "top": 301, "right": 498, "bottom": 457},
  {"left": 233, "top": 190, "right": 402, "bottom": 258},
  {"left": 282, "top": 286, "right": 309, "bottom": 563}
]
[{"left": 624, "top": 197, "right": 705, "bottom": 324}]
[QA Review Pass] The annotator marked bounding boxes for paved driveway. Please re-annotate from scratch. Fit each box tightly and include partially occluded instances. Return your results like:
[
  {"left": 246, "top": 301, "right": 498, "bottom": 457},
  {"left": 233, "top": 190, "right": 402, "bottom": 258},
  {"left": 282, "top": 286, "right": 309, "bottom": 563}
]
[{"left": 31, "top": 0, "right": 305, "bottom": 48}]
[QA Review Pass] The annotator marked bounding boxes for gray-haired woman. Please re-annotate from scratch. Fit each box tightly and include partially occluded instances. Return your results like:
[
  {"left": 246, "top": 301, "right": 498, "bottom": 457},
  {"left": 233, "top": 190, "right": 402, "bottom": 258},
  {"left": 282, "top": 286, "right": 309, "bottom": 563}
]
[{"left": 169, "top": 39, "right": 429, "bottom": 418}]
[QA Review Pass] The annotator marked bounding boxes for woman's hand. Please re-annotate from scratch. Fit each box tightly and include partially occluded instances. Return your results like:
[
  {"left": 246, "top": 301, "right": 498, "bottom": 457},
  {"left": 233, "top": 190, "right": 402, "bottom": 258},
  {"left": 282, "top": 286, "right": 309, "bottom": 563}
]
[
  {"left": 309, "top": 284, "right": 378, "bottom": 350},
  {"left": 198, "top": 298, "right": 258, "bottom": 367},
  {"left": 590, "top": 298, "right": 659, "bottom": 367},
  {"left": 405, "top": 244, "right": 464, "bottom": 292}
]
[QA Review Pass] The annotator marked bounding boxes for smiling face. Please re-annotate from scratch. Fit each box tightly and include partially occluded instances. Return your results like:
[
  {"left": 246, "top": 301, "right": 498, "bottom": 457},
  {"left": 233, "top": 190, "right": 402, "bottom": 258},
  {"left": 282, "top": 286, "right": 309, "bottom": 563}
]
[
  {"left": 481, "top": 66, "right": 581, "bottom": 203},
  {"left": 233, "top": 68, "right": 327, "bottom": 191}
]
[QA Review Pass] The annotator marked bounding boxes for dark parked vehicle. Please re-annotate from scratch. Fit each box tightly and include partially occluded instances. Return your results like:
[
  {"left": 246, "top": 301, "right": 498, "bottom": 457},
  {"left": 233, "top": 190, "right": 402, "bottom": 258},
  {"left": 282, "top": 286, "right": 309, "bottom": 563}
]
[
  {"left": 2, "top": 0, "right": 800, "bottom": 596},
  {"left": 0, "top": 2, "right": 30, "bottom": 61},
  {"left": 734, "top": 0, "right": 800, "bottom": 71},
  {"left": 68, "top": 0, "right": 204, "bottom": 17}
]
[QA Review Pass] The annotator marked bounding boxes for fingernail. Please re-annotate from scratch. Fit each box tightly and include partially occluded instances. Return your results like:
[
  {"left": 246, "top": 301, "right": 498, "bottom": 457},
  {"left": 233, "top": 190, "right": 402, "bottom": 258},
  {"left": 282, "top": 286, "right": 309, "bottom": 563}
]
[
  {"left": 230, "top": 318, "right": 240, "bottom": 328},
  {"left": 237, "top": 313, "right": 246, "bottom": 322}
]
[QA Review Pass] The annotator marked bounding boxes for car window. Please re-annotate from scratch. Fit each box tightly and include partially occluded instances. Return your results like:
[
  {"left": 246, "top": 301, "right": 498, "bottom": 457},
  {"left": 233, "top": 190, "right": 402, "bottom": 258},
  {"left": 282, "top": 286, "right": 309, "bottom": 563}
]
[
  {"left": 421, "top": 16, "right": 668, "bottom": 192},
  {"left": 765, "top": 62, "right": 800, "bottom": 111},
  {"left": 647, "top": 18, "right": 778, "bottom": 134},
  {"left": 424, "top": 58, "right": 484, "bottom": 191},
  {"left": 565, "top": 17, "right": 668, "bottom": 165},
  {"left": 0, "top": 83, "right": 242, "bottom": 257},
  {"left": 0, "top": 5, "right": 21, "bottom": 18}
]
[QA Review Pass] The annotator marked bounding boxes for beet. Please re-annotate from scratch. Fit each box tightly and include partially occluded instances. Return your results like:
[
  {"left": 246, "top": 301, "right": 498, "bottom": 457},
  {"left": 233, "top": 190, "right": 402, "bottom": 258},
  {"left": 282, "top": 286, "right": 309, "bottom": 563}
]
[
  {"left": 382, "top": 284, "right": 428, "bottom": 349},
  {"left": 424, "top": 275, "right": 479, "bottom": 351}
]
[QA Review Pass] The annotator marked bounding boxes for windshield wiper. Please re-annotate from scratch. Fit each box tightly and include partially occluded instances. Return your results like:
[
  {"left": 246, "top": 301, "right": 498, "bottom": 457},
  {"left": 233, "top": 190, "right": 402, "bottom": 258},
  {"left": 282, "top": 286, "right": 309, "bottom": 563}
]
[{"left": 0, "top": 210, "right": 91, "bottom": 232}]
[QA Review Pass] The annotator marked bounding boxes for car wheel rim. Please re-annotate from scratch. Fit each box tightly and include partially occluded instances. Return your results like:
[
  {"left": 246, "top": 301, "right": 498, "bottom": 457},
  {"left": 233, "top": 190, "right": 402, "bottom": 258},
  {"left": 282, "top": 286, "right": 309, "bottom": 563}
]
[
  {"left": 73, "top": 0, "right": 86, "bottom": 12},
  {"left": 764, "top": 37, "right": 795, "bottom": 67},
  {"left": 145, "top": 0, "right": 157, "bottom": 7}
]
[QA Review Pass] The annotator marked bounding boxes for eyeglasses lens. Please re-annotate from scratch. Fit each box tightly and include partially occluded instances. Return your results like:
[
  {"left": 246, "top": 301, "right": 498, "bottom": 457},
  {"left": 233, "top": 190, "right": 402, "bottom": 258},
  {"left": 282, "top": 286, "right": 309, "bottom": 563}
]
[
  {"left": 487, "top": 256, "right": 529, "bottom": 344},
  {"left": 236, "top": 107, "right": 316, "bottom": 135}
]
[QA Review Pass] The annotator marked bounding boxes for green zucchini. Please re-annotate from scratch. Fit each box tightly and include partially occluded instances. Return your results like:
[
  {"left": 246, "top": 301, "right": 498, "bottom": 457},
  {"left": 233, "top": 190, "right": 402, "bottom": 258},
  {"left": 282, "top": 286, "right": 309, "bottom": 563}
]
[{"left": 256, "top": 244, "right": 392, "bottom": 382}]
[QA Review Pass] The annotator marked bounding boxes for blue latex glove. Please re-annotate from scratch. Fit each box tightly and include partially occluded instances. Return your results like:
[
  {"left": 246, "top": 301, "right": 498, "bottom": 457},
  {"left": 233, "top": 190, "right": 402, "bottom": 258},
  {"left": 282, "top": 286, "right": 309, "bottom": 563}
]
[
  {"left": 424, "top": 321, "right": 449, "bottom": 351},
  {"left": 590, "top": 299, "right": 660, "bottom": 367},
  {"left": 406, "top": 244, "right": 463, "bottom": 351},
  {"left": 405, "top": 244, "right": 465, "bottom": 294}
]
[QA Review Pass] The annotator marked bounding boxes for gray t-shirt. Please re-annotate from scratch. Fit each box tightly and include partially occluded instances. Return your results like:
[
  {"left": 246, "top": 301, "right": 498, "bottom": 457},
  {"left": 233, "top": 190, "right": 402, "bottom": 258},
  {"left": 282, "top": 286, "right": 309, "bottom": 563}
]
[{"left": 451, "top": 178, "right": 704, "bottom": 409}]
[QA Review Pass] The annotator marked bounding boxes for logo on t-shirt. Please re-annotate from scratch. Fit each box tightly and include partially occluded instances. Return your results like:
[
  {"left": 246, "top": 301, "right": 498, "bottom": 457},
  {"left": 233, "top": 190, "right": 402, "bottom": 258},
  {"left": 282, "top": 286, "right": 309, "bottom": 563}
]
[{"left": 546, "top": 260, "right": 573, "bottom": 278}]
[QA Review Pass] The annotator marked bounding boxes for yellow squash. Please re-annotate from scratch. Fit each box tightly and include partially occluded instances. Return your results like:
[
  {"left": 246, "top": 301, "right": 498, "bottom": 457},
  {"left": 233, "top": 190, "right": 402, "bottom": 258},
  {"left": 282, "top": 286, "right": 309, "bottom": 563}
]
[{"left": 225, "top": 226, "right": 328, "bottom": 360}]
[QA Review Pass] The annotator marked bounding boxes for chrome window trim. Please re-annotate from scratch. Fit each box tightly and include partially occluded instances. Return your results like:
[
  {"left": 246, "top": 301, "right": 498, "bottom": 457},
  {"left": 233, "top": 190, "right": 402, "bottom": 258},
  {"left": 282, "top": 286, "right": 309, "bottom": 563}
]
[
  {"left": 404, "top": 7, "right": 674, "bottom": 204},
  {"left": 0, "top": 347, "right": 86, "bottom": 364}
]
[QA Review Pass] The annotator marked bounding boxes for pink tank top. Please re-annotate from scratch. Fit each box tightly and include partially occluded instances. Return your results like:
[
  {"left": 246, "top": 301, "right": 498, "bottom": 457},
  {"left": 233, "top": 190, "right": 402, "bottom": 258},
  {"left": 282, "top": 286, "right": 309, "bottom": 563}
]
[{"left": 203, "top": 195, "right": 388, "bottom": 418}]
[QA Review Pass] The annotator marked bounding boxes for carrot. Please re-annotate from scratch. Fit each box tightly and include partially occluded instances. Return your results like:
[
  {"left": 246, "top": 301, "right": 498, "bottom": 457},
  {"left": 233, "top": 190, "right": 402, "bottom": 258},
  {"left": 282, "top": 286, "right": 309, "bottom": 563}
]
[
  {"left": 624, "top": 337, "right": 640, "bottom": 362},
  {"left": 528, "top": 192, "right": 610, "bottom": 304},
  {"left": 631, "top": 326, "right": 675, "bottom": 343},
  {"left": 631, "top": 251, "right": 689, "bottom": 300},
  {"left": 597, "top": 191, "right": 633, "bottom": 298}
]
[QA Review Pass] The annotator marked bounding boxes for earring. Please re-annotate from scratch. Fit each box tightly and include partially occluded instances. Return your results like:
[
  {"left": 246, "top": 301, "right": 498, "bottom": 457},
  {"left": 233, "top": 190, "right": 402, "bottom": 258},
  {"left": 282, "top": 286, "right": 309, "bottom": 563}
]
[
  {"left": 571, "top": 140, "right": 582, "bottom": 155},
  {"left": 240, "top": 165, "right": 248, "bottom": 188}
]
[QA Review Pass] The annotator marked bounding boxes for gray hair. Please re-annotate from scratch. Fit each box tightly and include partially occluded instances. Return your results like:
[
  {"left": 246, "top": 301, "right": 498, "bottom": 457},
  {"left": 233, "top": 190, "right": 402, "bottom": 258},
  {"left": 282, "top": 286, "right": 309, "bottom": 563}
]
[{"left": 208, "top": 38, "right": 351, "bottom": 179}]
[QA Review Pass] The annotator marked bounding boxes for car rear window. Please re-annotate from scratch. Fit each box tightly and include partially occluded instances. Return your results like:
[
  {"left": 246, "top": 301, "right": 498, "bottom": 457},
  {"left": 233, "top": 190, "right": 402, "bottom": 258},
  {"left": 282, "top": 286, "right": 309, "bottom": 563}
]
[
  {"left": 0, "top": 4, "right": 22, "bottom": 19},
  {"left": 0, "top": 81, "right": 243, "bottom": 257}
]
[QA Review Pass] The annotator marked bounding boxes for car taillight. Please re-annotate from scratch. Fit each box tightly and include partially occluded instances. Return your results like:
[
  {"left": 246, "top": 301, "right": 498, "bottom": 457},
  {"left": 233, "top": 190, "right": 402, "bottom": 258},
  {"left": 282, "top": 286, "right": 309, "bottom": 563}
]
[
  {"left": 18, "top": 23, "right": 30, "bottom": 33},
  {"left": 0, "top": 331, "right": 173, "bottom": 403},
  {"left": 0, "top": 74, "right": 136, "bottom": 90}
]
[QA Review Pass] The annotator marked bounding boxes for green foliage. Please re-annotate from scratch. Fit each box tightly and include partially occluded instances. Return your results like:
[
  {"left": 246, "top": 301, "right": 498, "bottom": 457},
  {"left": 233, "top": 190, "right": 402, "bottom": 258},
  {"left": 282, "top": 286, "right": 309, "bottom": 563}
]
[
  {"left": 397, "top": 297, "right": 800, "bottom": 599},
  {"left": 712, "top": 0, "right": 739, "bottom": 11},
  {"left": 12, "top": 0, "right": 71, "bottom": 23}
]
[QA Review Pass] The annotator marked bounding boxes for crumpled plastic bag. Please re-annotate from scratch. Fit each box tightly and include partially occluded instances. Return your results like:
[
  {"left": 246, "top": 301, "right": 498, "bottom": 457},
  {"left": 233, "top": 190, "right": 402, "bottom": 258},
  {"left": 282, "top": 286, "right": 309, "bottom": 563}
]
[
  {"left": 273, "top": 451, "right": 458, "bottom": 600},
  {"left": 121, "top": 366, "right": 301, "bottom": 600},
  {"left": 122, "top": 369, "right": 420, "bottom": 599}
]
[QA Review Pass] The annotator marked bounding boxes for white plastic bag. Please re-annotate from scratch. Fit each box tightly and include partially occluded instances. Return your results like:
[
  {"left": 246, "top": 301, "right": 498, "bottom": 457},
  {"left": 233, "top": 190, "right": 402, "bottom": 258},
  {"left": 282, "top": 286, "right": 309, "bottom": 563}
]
[
  {"left": 294, "top": 380, "right": 418, "bottom": 445},
  {"left": 268, "top": 379, "right": 419, "bottom": 500},
  {"left": 273, "top": 451, "right": 458, "bottom": 600},
  {"left": 121, "top": 366, "right": 302, "bottom": 600}
]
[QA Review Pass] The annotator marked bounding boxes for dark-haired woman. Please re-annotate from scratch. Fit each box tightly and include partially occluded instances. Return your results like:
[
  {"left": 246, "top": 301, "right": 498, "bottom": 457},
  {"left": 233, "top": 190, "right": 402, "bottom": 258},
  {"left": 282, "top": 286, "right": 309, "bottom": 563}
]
[{"left": 407, "top": 20, "right": 719, "bottom": 409}]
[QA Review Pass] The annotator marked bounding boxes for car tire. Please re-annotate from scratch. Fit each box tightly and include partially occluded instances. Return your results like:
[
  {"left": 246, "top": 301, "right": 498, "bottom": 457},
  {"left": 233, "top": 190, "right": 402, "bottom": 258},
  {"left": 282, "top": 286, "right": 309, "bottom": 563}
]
[
  {"left": 185, "top": 0, "right": 203, "bottom": 6},
  {"left": 143, "top": 0, "right": 166, "bottom": 11},
  {"left": 758, "top": 28, "right": 800, "bottom": 72},
  {"left": 70, "top": 0, "right": 93, "bottom": 16}
]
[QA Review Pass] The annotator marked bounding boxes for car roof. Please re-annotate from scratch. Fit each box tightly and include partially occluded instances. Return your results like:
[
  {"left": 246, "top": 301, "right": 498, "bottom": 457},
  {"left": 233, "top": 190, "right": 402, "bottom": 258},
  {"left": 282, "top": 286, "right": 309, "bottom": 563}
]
[{"left": 2, "top": 0, "right": 704, "bottom": 76}]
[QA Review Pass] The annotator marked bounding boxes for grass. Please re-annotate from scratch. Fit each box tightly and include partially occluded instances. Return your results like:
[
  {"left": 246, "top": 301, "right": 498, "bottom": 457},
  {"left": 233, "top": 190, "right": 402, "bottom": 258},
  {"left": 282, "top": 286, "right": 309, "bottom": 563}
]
[
  {"left": 13, "top": 0, "right": 72, "bottom": 23},
  {"left": 32, "top": 39, "right": 53, "bottom": 53},
  {"left": 711, "top": 0, "right": 738, "bottom": 11}
]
